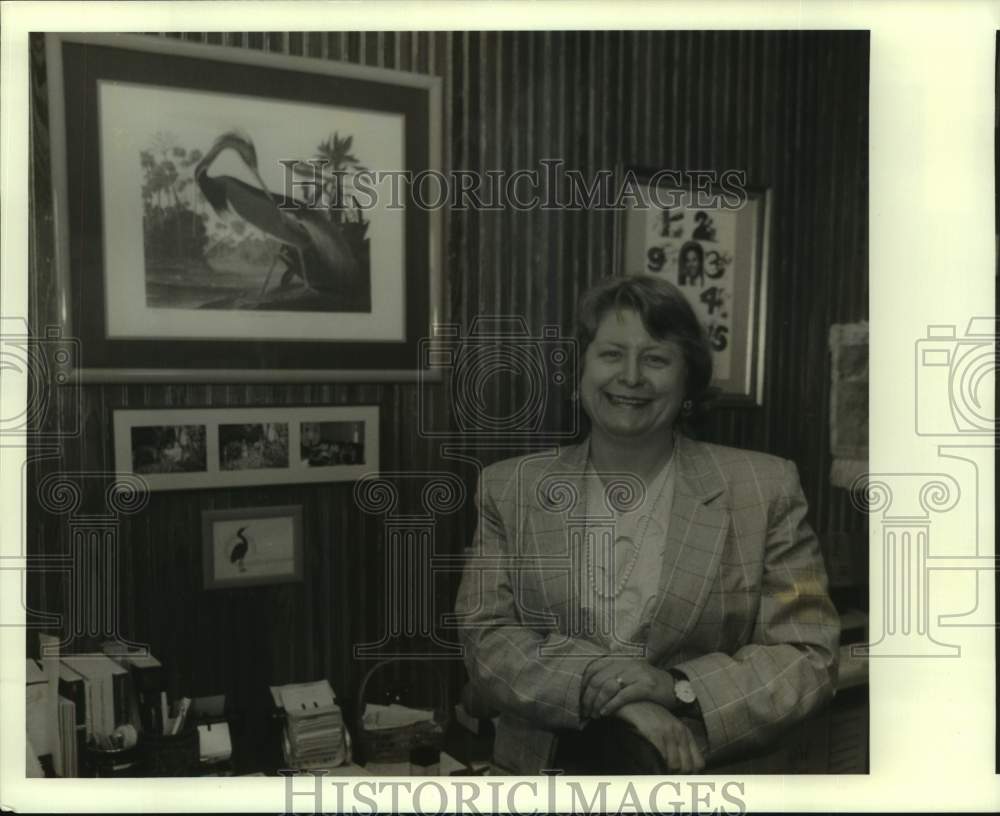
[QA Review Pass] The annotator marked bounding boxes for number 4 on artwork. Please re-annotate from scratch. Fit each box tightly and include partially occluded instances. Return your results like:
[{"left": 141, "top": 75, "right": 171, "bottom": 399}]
[{"left": 700, "top": 286, "right": 726, "bottom": 316}]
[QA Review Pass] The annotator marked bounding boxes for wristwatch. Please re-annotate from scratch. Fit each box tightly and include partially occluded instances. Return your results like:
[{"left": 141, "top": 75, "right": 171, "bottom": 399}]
[{"left": 668, "top": 669, "right": 701, "bottom": 719}]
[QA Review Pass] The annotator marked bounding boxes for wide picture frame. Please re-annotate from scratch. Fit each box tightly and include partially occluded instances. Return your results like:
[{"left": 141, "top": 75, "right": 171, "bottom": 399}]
[
  {"left": 45, "top": 33, "right": 442, "bottom": 382},
  {"left": 618, "top": 166, "right": 771, "bottom": 405},
  {"left": 202, "top": 505, "right": 304, "bottom": 590},
  {"left": 113, "top": 405, "right": 379, "bottom": 491}
]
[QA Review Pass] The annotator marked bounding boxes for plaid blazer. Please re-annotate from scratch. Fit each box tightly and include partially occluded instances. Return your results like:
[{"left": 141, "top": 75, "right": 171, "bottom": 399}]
[{"left": 454, "top": 434, "right": 840, "bottom": 774}]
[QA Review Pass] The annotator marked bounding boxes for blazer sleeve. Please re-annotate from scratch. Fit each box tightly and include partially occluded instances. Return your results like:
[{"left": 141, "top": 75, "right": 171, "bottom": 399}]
[
  {"left": 670, "top": 459, "right": 841, "bottom": 762},
  {"left": 454, "top": 467, "right": 600, "bottom": 732}
]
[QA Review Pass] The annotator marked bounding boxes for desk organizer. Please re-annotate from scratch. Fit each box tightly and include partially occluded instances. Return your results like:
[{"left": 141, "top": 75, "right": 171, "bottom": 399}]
[
  {"left": 355, "top": 659, "right": 446, "bottom": 764},
  {"left": 141, "top": 727, "right": 200, "bottom": 776}
]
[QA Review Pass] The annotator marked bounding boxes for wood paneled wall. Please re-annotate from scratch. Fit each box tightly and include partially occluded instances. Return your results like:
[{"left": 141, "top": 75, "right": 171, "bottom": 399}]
[{"left": 27, "top": 31, "right": 868, "bottom": 712}]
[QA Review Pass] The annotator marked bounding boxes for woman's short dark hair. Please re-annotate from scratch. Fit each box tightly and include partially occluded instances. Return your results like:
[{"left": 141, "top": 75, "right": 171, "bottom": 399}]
[{"left": 575, "top": 275, "right": 714, "bottom": 409}]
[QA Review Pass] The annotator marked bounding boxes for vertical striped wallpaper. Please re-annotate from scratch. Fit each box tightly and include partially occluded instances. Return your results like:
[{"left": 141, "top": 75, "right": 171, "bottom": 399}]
[{"left": 28, "top": 31, "right": 868, "bottom": 711}]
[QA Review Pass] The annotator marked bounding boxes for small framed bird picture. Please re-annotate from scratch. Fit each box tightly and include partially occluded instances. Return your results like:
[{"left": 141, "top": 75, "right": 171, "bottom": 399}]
[{"left": 202, "top": 505, "right": 303, "bottom": 590}]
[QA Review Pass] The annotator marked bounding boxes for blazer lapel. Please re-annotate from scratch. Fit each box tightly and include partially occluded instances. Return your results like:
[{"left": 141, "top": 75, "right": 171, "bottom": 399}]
[
  {"left": 645, "top": 435, "right": 730, "bottom": 663},
  {"left": 522, "top": 442, "right": 589, "bottom": 616}
]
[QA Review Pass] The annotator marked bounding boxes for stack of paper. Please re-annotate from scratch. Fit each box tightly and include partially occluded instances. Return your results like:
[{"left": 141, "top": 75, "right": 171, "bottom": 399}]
[
  {"left": 197, "top": 721, "right": 232, "bottom": 764},
  {"left": 26, "top": 660, "right": 49, "bottom": 758},
  {"left": 361, "top": 703, "right": 435, "bottom": 731},
  {"left": 102, "top": 643, "right": 164, "bottom": 736},
  {"left": 61, "top": 655, "right": 129, "bottom": 740},
  {"left": 57, "top": 697, "right": 78, "bottom": 777},
  {"left": 270, "top": 680, "right": 347, "bottom": 769}
]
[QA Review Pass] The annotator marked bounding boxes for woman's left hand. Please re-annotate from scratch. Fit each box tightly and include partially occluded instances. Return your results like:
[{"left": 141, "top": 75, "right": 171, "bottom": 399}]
[{"left": 581, "top": 657, "right": 676, "bottom": 719}]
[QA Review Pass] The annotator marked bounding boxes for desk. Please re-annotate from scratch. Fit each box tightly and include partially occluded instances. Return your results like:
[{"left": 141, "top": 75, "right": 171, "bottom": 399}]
[
  {"left": 307, "top": 752, "right": 469, "bottom": 777},
  {"left": 312, "top": 762, "right": 369, "bottom": 776},
  {"left": 362, "top": 751, "right": 468, "bottom": 776}
]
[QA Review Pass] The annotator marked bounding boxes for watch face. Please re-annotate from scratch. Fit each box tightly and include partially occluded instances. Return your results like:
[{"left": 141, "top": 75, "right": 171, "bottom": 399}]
[{"left": 675, "top": 679, "right": 696, "bottom": 704}]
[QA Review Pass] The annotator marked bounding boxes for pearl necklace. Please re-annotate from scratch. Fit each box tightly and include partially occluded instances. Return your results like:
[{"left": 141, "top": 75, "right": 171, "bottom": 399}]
[{"left": 584, "top": 455, "right": 671, "bottom": 599}]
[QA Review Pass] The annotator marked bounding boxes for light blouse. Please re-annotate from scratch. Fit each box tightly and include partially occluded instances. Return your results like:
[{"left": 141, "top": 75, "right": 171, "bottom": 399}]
[{"left": 581, "top": 452, "right": 677, "bottom": 652}]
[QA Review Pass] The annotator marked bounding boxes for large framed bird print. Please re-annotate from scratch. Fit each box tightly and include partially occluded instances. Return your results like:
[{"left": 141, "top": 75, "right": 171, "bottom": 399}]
[
  {"left": 45, "top": 33, "right": 442, "bottom": 382},
  {"left": 202, "top": 505, "right": 304, "bottom": 590}
]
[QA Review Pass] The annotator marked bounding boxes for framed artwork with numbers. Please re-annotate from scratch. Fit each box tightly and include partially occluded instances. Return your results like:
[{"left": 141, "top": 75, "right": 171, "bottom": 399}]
[{"left": 618, "top": 167, "right": 770, "bottom": 405}]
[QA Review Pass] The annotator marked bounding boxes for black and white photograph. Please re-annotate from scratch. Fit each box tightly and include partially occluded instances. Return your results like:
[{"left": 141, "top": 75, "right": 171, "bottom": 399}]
[
  {"left": 3, "top": 1, "right": 997, "bottom": 813},
  {"left": 300, "top": 421, "right": 366, "bottom": 466},
  {"left": 130, "top": 424, "right": 207, "bottom": 474},
  {"left": 31, "top": 24, "right": 875, "bottom": 780},
  {"left": 219, "top": 422, "right": 290, "bottom": 471}
]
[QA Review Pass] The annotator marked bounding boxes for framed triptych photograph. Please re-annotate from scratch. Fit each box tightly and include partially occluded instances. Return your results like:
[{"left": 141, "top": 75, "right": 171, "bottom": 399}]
[{"left": 113, "top": 405, "right": 379, "bottom": 491}]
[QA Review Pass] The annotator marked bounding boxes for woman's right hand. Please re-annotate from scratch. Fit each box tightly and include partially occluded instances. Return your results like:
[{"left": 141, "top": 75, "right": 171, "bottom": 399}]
[
  {"left": 613, "top": 701, "right": 706, "bottom": 773},
  {"left": 580, "top": 656, "right": 676, "bottom": 719}
]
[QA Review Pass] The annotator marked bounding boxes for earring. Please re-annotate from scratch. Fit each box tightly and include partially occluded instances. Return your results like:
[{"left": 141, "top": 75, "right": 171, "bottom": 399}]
[{"left": 682, "top": 399, "right": 694, "bottom": 415}]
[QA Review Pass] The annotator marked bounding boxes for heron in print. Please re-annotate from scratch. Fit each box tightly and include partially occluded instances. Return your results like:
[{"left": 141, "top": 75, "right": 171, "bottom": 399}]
[
  {"left": 194, "top": 131, "right": 360, "bottom": 297},
  {"left": 229, "top": 527, "right": 250, "bottom": 573}
]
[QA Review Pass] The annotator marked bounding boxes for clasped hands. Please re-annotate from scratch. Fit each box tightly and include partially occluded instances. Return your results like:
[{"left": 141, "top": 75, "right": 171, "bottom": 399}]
[{"left": 580, "top": 657, "right": 705, "bottom": 773}]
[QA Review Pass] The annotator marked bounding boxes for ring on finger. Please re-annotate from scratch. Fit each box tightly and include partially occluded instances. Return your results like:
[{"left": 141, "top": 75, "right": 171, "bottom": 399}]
[{"left": 616, "top": 676, "right": 625, "bottom": 689}]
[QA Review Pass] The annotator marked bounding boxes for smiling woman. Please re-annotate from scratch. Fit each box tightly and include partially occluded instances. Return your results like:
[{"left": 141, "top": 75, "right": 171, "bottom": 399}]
[
  {"left": 581, "top": 311, "right": 688, "bottom": 441},
  {"left": 576, "top": 277, "right": 714, "bottom": 479},
  {"left": 454, "top": 275, "right": 841, "bottom": 775}
]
